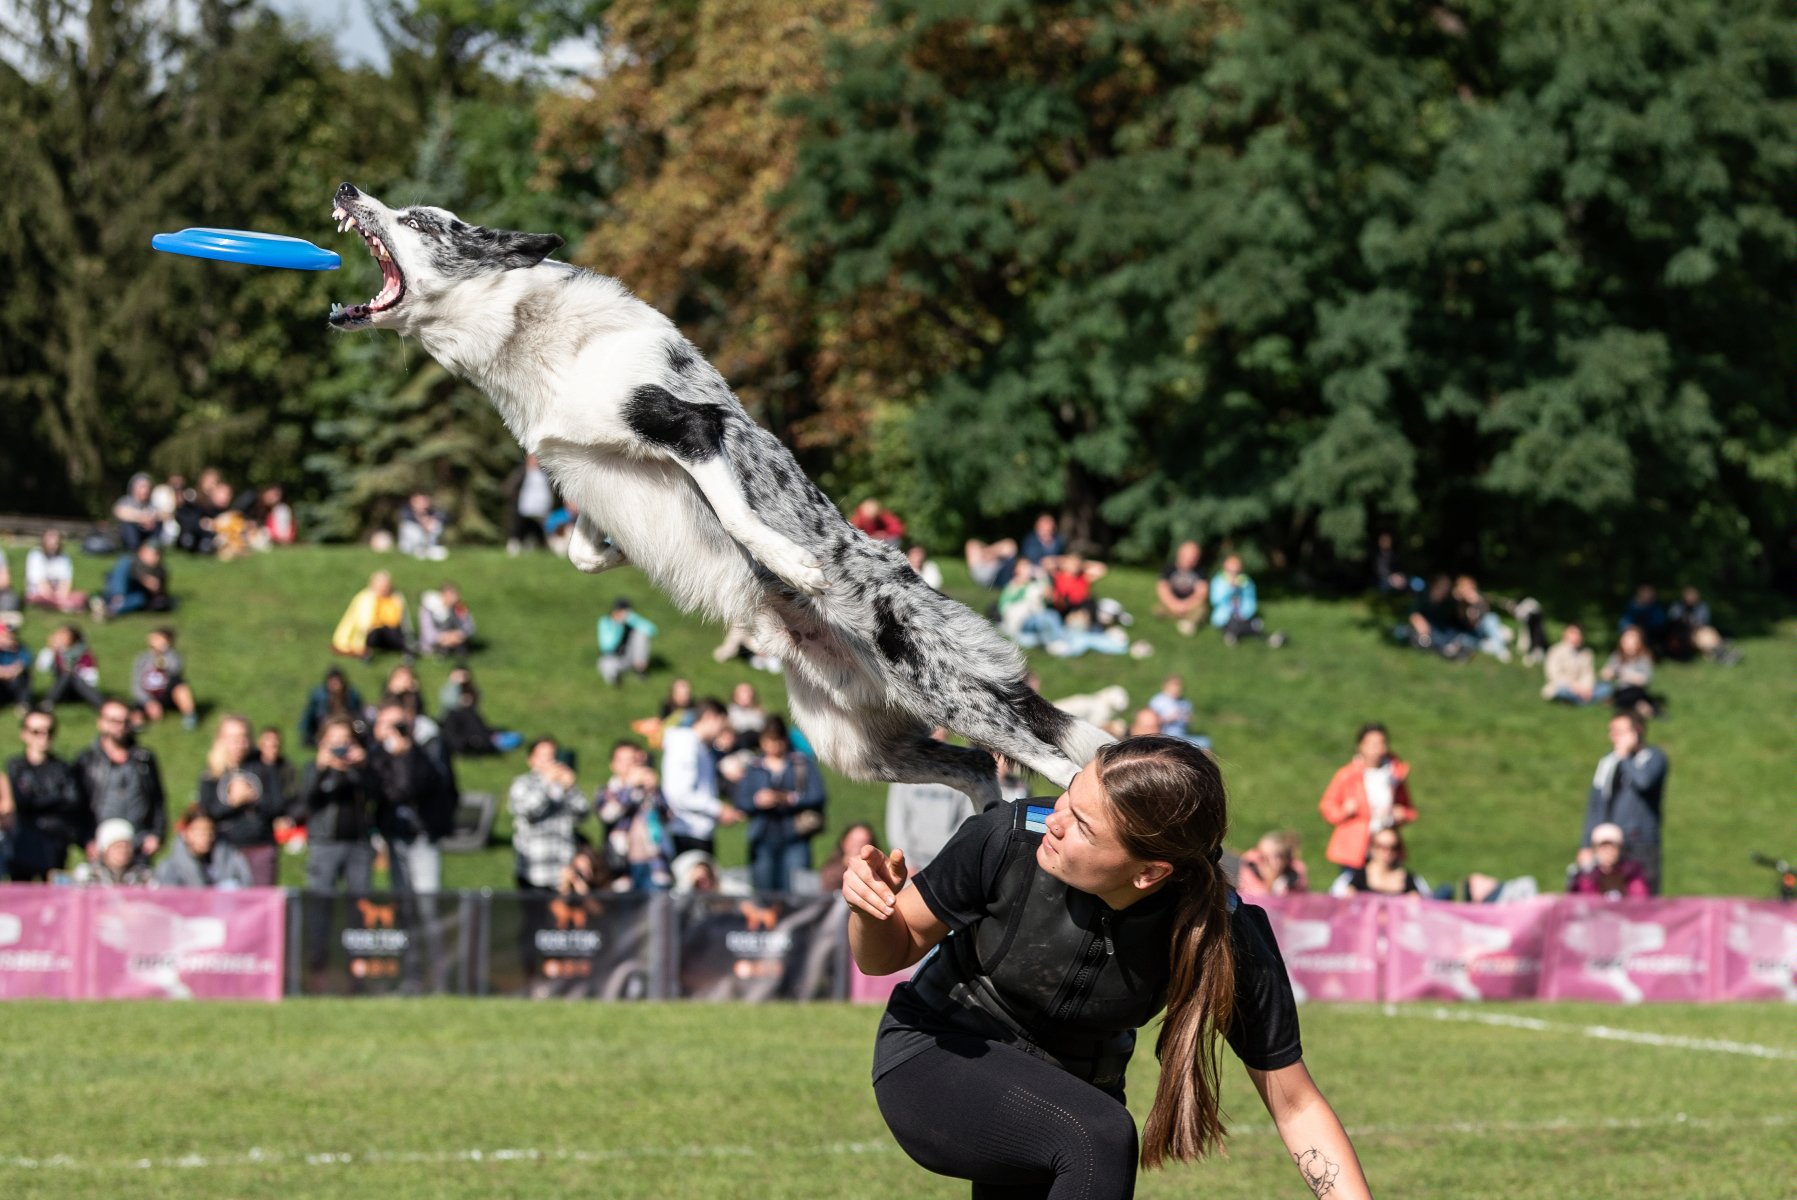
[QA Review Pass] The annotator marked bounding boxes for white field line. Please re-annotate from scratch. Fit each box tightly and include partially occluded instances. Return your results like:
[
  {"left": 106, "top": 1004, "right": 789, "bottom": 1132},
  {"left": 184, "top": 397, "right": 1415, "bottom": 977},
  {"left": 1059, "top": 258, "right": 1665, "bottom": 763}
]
[
  {"left": 1, "top": 1113, "right": 1791, "bottom": 1172},
  {"left": 1371, "top": 1004, "right": 1797, "bottom": 1061}
]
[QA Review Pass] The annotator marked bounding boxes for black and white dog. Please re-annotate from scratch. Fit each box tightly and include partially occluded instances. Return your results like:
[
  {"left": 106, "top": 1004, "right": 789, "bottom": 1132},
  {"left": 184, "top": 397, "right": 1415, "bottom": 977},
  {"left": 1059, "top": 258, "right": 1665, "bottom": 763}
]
[{"left": 325, "top": 183, "right": 1110, "bottom": 805}]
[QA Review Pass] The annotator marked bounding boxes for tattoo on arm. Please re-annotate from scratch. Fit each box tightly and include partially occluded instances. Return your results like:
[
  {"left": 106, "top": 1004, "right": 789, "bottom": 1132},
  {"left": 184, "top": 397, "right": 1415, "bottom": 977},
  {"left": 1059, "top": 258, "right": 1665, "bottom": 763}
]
[{"left": 1294, "top": 1147, "right": 1340, "bottom": 1198}]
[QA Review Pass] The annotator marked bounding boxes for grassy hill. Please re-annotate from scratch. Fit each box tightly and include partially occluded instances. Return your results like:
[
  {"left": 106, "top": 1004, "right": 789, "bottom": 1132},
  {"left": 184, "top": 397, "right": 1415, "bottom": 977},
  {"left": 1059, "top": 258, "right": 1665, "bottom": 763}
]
[{"left": 6, "top": 542, "right": 1788, "bottom": 896}]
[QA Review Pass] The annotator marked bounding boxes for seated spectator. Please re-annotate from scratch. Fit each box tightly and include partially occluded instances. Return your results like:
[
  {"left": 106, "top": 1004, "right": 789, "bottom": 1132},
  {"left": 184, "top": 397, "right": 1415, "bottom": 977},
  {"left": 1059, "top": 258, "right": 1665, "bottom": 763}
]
[
  {"left": 173, "top": 468, "right": 225, "bottom": 553},
  {"left": 301, "top": 716, "right": 382, "bottom": 895},
  {"left": 727, "top": 682, "right": 767, "bottom": 737},
  {"left": 199, "top": 714, "right": 288, "bottom": 885},
  {"left": 509, "top": 736, "right": 590, "bottom": 892},
  {"left": 883, "top": 731, "right": 973, "bottom": 873},
  {"left": 1600, "top": 626, "right": 1663, "bottom": 719},
  {"left": 1019, "top": 512, "right": 1065, "bottom": 567},
  {"left": 505, "top": 452, "right": 555, "bottom": 555},
  {"left": 7, "top": 710, "right": 86, "bottom": 880},
  {"left": 1331, "top": 829, "right": 1425, "bottom": 897},
  {"left": 543, "top": 498, "right": 579, "bottom": 556},
  {"left": 596, "top": 740, "right": 674, "bottom": 890},
  {"left": 736, "top": 717, "right": 826, "bottom": 894},
  {"left": 1568, "top": 822, "right": 1651, "bottom": 900},
  {"left": 849, "top": 498, "right": 905, "bottom": 543},
  {"left": 1371, "top": 532, "right": 1420, "bottom": 595},
  {"left": 0, "top": 547, "right": 16, "bottom": 618},
  {"left": 1236, "top": 831, "right": 1309, "bottom": 897},
  {"left": 1403, "top": 575, "right": 1471, "bottom": 658},
  {"left": 1431, "top": 873, "right": 1539, "bottom": 904},
  {"left": 1541, "top": 624, "right": 1611, "bottom": 706},
  {"left": 905, "top": 544, "right": 942, "bottom": 590},
  {"left": 597, "top": 597, "right": 656, "bottom": 686},
  {"left": 36, "top": 624, "right": 104, "bottom": 710},
  {"left": 1147, "top": 675, "right": 1209, "bottom": 748},
  {"left": 1320, "top": 723, "right": 1414, "bottom": 875},
  {"left": 330, "top": 570, "right": 411, "bottom": 660},
  {"left": 818, "top": 822, "right": 877, "bottom": 893},
  {"left": 239, "top": 483, "right": 295, "bottom": 548},
  {"left": 418, "top": 583, "right": 477, "bottom": 659},
  {"left": 1047, "top": 554, "right": 1106, "bottom": 620},
  {"left": 98, "top": 543, "right": 174, "bottom": 618},
  {"left": 205, "top": 480, "right": 253, "bottom": 560},
  {"left": 112, "top": 473, "right": 162, "bottom": 551},
  {"left": 437, "top": 668, "right": 522, "bottom": 756},
  {"left": 0, "top": 623, "right": 30, "bottom": 713},
  {"left": 299, "top": 666, "right": 366, "bottom": 747},
  {"left": 559, "top": 843, "right": 624, "bottom": 897},
  {"left": 670, "top": 848, "right": 721, "bottom": 895},
  {"left": 1666, "top": 585, "right": 1738, "bottom": 665},
  {"left": 130, "top": 627, "right": 197, "bottom": 730},
  {"left": 1155, "top": 540, "right": 1209, "bottom": 636},
  {"left": 154, "top": 805, "right": 254, "bottom": 889},
  {"left": 24, "top": 529, "right": 86, "bottom": 614},
  {"left": 71, "top": 818, "right": 152, "bottom": 886},
  {"left": 997, "top": 559, "right": 1061, "bottom": 647},
  {"left": 963, "top": 536, "right": 1019, "bottom": 589},
  {"left": 397, "top": 491, "right": 450, "bottom": 561},
  {"left": 1210, "top": 554, "right": 1286, "bottom": 647},
  {"left": 150, "top": 474, "right": 185, "bottom": 544},
  {"left": 1618, "top": 584, "right": 1668, "bottom": 654},
  {"left": 1452, "top": 575, "right": 1511, "bottom": 661},
  {"left": 1127, "top": 707, "right": 1163, "bottom": 737}
]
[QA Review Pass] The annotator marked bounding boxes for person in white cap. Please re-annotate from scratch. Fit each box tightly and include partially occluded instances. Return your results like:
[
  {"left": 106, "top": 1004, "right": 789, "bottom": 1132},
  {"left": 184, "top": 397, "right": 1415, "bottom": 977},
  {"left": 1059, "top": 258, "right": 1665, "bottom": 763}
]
[
  {"left": 72, "top": 818, "right": 152, "bottom": 886},
  {"left": 1569, "top": 822, "right": 1649, "bottom": 900}
]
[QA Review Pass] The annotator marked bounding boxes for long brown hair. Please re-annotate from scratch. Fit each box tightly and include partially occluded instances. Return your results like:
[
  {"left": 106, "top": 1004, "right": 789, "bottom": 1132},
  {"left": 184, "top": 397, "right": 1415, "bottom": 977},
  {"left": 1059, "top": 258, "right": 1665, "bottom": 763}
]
[{"left": 1095, "top": 735, "right": 1234, "bottom": 1167}]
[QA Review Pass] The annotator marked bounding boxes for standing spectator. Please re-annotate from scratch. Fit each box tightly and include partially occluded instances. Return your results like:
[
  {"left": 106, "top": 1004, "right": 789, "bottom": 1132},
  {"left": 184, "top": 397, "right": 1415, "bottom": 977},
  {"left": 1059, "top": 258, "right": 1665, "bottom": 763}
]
[
  {"left": 6, "top": 710, "right": 87, "bottom": 880},
  {"left": 1236, "top": 831, "right": 1309, "bottom": 897},
  {"left": 597, "top": 598, "right": 657, "bottom": 686},
  {"left": 36, "top": 624, "right": 104, "bottom": 710},
  {"left": 98, "top": 543, "right": 174, "bottom": 618},
  {"left": 736, "top": 717, "right": 826, "bottom": 894},
  {"left": 299, "top": 667, "right": 366, "bottom": 747},
  {"left": 369, "top": 701, "right": 455, "bottom": 894},
  {"left": 0, "top": 622, "right": 31, "bottom": 713},
  {"left": 330, "top": 570, "right": 411, "bottom": 660},
  {"left": 1155, "top": 540, "right": 1209, "bottom": 636},
  {"left": 419, "top": 583, "right": 477, "bottom": 659},
  {"left": 1581, "top": 712, "right": 1668, "bottom": 895},
  {"left": 1333, "top": 829, "right": 1424, "bottom": 896},
  {"left": 1541, "top": 624, "right": 1612, "bottom": 706},
  {"left": 197, "top": 715, "right": 288, "bottom": 886},
  {"left": 71, "top": 818, "right": 152, "bottom": 886},
  {"left": 1019, "top": 512, "right": 1065, "bottom": 567},
  {"left": 1618, "top": 584, "right": 1668, "bottom": 654},
  {"left": 374, "top": 662, "right": 439, "bottom": 748},
  {"left": 1210, "top": 554, "right": 1286, "bottom": 647},
  {"left": 597, "top": 740, "right": 675, "bottom": 890},
  {"left": 505, "top": 452, "right": 555, "bottom": 555},
  {"left": 76, "top": 699, "right": 167, "bottom": 860},
  {"left": 154, "top": 806, "right": 254, "bottom": 889},
  {"left": 397, "top": 491, "right": 450, "bottom": 560},
  {"left": 130, "top": 627, "right": 198, "bottom": 730},
  {"left": 1568, "top": 822, "right": 1651, "bottom": 900},
  {"left": 819, "top": 822, "right": 877, "bottom": 893},
  {"left": 660, "top": 699, "right": 737, "bottom": 856},
  {"left": 884, "top": 729, "right": 974, "bottom": 874},
  {"left": 1319, "top": 722, "right": 1415, "bottom": 875},
  {"left": 257, "top": 727, "right": 298, "bottom": 814},
  {"left": 963, "top": 536, "right": 1019, "bottom": 589},
  {"left": 727, "top": 682, "right": 768, "bottom": 737},
  {"left": 301, "top": 716, "right": 382, "bottom": 894},
  {"left": 112, "top": 473, "right": 162, "bottom": 550},
  {"left": 508, "top": 736, "right": 590, "bottom": 892},
  {"left": 905, "top": 544, "right": 943, "bottom": 590},
  {"left": 1600, "top": 626, "right": 1662, "bottom": 719},
  {"left": 24, "top": 529, "right": 86, "bottom": 613},
  {"left": 850, "top": 498, "right": 906, "bottom": 543}
]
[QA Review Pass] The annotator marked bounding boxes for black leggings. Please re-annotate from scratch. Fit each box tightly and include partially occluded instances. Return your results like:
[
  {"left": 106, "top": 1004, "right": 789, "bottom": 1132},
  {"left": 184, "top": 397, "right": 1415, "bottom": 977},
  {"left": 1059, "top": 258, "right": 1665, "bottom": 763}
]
[{"left": 874, "top": 1037, "right": 1138, "bottom": 1200}]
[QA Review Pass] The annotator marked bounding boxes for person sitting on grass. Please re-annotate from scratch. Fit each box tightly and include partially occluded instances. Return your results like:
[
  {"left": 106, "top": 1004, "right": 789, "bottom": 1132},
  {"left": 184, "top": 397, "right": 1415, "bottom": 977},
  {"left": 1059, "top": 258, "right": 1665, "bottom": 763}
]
[
  {"left": 153, "top": 805, "right": 254, "bottom": 889},
  {"left": 298, "top": 667, "right": 366, "bottom": 747},
  {"left": 1146, "top": 674, "right": 1210, "bottom": 749},
  {"left": 1402, "top": 574, "right": 1471, "bottom": 658},
  {"left": 1236, "top": 830, "right": 1309, "bottom": 897},
  {"left": 437, "top": 668, "right": 522, "bottom": 756},
  {"left": 905, "top": 544, "right": 942, "bottom": 591},
  {"left": 1666, "top": 585, "right": 1739, "bottom": 665},
  {"left": 418, "top": 582, "right": 477, "bottom": 659},
  {"left": 24, "top": 529, "right": 86, "bottom": 614},
  {"left": 97, "top": 543, "right": 174, "bottom": 619},
  {"left": 1618, "top": 584, "right": 1669, "bottom": 655},
  {"left": 1600, "top": 626, "right": 1663, "bottom": 720},
  {"left": 962, "top": 536, "right": 1019, "bottom": 589},
  {"left": 1209, "top": 554, "right": 1286, "bottom": 647},
  {"left": 36, "top": 624, "right": 104, "bottom": 711},
  {"left": 1567, "top": 822, "right": 1650, "bottom": 900},
  {"left": 397, "top": 491, "right": 450, "bottom": 561},
  {"left": 0, "top": 622, "right": 31, "bottom": 713},
  {"left": 1541, "top": 624, "right": 1612, "bottom": 707},
  {"left": 849, "top": 498, "right": 906, "bottom": 543},
  {"left": 330, "top": 569, "right": 412, "bottom": 660},
  {"left": 130, "top": 627, "right": 198, "bottom": 730},
  {"left": 1155, "top": 539, "right": 1209, "bottom": 636},
  {"left": 112, "top": 473, "right": 162, "bottom": 551},
  {"left": 1331, "top": 828, "right": 1425, "bottom": 897},
  {"left": 1046, "top": 553, "right": 1106, "bottom": 621},
  {"left": 597, "top": 598, "right": 657, "bottom": 686}
]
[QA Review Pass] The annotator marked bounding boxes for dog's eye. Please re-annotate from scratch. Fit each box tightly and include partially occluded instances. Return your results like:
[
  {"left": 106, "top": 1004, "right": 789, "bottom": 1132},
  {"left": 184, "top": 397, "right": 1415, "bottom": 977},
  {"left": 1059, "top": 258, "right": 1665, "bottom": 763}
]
[{"left": 404, "top": 217, "right": 422, "bottom": 231}]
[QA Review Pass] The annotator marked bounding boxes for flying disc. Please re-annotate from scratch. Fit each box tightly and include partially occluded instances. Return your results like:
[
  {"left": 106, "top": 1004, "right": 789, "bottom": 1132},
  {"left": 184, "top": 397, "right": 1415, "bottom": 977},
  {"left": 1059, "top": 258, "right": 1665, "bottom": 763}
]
[{"left": 151, "top": 227, "right": 340, "bottom": 270}]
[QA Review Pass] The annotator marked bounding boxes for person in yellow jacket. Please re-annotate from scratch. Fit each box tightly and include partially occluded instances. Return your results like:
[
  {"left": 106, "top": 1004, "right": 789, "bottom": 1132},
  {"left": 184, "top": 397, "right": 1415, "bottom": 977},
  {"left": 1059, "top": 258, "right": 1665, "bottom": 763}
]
[{"left": 331, "top": 570, "right": 412, "bottom": 660}]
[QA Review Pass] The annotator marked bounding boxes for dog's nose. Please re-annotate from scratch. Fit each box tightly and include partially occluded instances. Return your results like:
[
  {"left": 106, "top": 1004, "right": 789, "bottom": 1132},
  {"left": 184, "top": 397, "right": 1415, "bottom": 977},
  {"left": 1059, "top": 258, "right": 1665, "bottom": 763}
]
[{"left": 336, "top": 182, "right": 360, "bottom": 202}]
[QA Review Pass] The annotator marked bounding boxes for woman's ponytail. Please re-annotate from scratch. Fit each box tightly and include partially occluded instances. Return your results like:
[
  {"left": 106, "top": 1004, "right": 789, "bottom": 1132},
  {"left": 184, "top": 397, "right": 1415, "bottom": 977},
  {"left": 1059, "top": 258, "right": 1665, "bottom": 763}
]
[{"left": 1140, "top": 857, "right": 1235, "bottom": 1167}]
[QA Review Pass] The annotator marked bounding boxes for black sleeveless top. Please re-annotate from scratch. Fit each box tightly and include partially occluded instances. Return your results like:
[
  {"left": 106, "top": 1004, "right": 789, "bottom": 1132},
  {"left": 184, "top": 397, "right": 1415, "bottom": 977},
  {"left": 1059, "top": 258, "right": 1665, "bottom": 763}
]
[{"left": 873, "top": 801, "right": 1303, "bottom": 1095}]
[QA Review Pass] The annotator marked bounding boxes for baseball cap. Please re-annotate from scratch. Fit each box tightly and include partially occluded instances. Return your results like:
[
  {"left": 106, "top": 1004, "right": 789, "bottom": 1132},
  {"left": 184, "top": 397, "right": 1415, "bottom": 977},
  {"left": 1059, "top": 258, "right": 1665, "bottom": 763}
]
[
  {"left": 1590, "top": 822, "right": 1625, "bottom": 847},
  {"left": 95, "top": 819, "right": 136, "bottom": 852}
]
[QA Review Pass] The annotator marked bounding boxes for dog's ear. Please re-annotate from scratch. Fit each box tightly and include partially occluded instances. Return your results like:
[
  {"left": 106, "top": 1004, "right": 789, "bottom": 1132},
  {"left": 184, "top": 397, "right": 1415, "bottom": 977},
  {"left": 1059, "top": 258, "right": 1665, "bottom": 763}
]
[{"left": 487, "top": 228, "right": 564, "bottom": 269}]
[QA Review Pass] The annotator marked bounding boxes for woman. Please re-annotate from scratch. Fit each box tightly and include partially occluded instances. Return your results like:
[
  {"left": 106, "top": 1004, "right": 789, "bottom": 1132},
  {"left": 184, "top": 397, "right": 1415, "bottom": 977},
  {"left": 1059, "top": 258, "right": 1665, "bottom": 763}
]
[
  {"left": 818, "top": 822, "right": 877, "bottom": 893},
  {"left": 846, "top": 736, "right": 1371, "bottom": 1199},
  {"left": 734, "top": 717, "right": 826, "bottom": 894},
  {"left": 154, "top": 805, "right": 255, "bottom": 889},
  {"left": 1319, "top": 722, "right": 1415, "bottom": 874},
  {"left": 1236, "top": 830, "right": 1309, "bottom": 897},
  {"left": 197, "top": 714, "right": 288, "bottom": 885},
  {"left": 300, "top": 716, "right": 383, "bottom": 895},
  {"left": 1333, "top": 829, "right": 1424, "bottom": 897},
  {"left": 24, "top": 529, "right": 86, "bottom": 613},
  {"left": 1600, "top": 626, "right": 1663, "bottom": 719}
]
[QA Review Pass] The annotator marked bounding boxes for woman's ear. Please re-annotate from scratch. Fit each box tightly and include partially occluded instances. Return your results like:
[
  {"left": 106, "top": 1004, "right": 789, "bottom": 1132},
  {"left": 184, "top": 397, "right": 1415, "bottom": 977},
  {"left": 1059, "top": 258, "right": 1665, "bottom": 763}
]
[{"left": 1134, "top": 860, "right": 1174, "bottom": 890}]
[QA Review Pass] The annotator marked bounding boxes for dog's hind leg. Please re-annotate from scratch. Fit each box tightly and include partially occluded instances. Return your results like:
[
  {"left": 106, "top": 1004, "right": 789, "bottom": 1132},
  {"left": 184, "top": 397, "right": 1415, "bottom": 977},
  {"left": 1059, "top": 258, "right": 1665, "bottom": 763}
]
[
  {"left": 568, "top": 515, "right": 629, "bottom": 574},
  {"left": 940, "top": 683, "right": 1112, "bottom": 792}
]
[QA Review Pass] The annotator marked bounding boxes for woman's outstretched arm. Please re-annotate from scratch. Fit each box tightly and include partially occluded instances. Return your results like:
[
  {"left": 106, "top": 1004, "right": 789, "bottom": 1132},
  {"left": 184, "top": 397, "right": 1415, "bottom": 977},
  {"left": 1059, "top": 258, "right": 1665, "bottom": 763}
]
[
  {"left": 843, "top": 845, "right": 948, "bottom": 976},
  {"left": 1246, "top": 1061, "right": 1373, "bottom": 1199}
]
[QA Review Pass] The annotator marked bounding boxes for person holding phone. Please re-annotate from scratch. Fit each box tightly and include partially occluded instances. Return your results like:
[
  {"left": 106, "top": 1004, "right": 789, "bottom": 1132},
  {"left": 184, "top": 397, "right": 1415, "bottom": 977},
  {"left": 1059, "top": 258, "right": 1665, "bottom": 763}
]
[
  {"left": 300, "top": 715, "right": 383, "bottom": 895},
  {"left": 845, "top": 735, "right": 1372, "bottom": 1200}
]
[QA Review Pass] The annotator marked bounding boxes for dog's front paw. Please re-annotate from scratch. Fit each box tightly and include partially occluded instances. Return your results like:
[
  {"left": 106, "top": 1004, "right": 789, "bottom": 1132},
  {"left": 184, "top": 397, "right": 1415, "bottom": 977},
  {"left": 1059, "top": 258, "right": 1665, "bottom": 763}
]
[{"left": 570, "top": 539, "right": 628, "bottom": 575}]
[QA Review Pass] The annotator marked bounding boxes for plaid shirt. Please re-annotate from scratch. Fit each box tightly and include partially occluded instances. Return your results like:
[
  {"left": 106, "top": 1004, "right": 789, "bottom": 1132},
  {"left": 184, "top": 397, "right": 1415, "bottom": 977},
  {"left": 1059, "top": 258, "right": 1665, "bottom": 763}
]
[{"left": 508, "top": 771, "right": 591, "bottom": 888}]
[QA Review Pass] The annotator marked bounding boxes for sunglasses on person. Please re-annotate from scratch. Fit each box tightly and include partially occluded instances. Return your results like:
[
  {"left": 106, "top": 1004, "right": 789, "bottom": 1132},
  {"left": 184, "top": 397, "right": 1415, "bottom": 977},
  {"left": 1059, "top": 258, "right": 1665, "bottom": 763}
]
[
  {"left": 22, "top": 724, "right": 53, "bottom": 737},
  {"left": 1372, "top": 839, "right": 1402, "bottom": 852}
]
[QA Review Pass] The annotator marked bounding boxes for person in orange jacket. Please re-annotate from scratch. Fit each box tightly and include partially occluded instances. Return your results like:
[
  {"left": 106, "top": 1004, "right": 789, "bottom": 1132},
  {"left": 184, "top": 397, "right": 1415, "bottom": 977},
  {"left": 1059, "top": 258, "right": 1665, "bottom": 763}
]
[{"left": 1319, "top": 723, "right": 1414, "bottom": 873}]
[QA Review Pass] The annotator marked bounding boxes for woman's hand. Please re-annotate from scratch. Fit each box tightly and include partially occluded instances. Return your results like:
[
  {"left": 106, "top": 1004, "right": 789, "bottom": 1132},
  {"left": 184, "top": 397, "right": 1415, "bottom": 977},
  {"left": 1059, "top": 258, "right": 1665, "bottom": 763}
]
[{"left": 843, "top": 845, "right": 908, "bottom": 921}]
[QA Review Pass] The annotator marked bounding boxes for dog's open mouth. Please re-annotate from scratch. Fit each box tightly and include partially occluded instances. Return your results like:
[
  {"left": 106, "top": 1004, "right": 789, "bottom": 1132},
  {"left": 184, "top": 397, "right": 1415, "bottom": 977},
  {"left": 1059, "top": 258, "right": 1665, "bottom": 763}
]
[{"left": 328, "top": 206, "right": 405, "bottom": 325}]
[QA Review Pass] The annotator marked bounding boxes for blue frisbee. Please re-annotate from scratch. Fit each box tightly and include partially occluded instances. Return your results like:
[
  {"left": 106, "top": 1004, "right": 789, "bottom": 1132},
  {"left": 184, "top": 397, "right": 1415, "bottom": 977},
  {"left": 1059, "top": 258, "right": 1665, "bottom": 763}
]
[{"left": 151, "top": 227, "right": 340, "bottom": 271}]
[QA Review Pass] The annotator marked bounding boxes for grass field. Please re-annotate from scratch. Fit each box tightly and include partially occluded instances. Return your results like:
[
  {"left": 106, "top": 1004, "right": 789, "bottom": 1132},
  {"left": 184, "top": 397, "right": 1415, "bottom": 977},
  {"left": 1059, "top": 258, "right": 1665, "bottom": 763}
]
[
  {"left": 5, "top": 542, "right": 1788, "bottom": 895},
  {"left": 1, "top": 999, "right": 1792, "bottom": 1198}
]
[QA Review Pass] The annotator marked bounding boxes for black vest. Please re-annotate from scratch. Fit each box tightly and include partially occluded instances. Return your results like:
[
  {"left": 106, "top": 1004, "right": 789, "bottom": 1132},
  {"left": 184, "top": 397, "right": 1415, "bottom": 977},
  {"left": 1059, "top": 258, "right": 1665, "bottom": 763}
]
[{"left": 906, "top": 800, "right": 1199, "bottom": 1091}]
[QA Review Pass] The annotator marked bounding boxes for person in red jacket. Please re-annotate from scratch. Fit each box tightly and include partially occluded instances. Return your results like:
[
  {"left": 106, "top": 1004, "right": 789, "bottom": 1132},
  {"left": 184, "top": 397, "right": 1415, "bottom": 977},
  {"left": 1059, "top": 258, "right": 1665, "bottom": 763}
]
[
  {"left": 1318, "top": 723, "right": 1414, "bottom": 874},
  {"left": 849, "top": 498, "right": 906, "bottom": 543}
]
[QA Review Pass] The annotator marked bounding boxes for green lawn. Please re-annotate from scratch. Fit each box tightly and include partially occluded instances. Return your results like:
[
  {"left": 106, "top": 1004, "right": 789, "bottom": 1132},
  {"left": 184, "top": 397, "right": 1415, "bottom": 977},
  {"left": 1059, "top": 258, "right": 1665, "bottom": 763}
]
[
  {"left": 0, "top": 999, "right": 1790, "bottom": 1199},
  {"left": 5, "top": 542, "right": 1790, "bottom": 895}
]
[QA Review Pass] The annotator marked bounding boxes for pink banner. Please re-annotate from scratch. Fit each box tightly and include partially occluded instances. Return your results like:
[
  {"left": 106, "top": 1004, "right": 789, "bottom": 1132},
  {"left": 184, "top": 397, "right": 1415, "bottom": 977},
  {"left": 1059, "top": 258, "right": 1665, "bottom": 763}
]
[
  {"left": 1244, "top": 894, "right": 1382, "bottom": 1003},
  {"left": 1540, "top": 898, "right": 1712, "bottom": 1004},
  {"left": 1715, "top": 901, "right": 1797, "bottom": 1003},
  {"left": 0, "top": 887, "right": 83, "bottom": 998},
  {"left": 1384, "top": 897, "right": 1551, "bottom": 1002},
  {"left": 84, "top": 888, "right": 285, "bottom": 1001}
]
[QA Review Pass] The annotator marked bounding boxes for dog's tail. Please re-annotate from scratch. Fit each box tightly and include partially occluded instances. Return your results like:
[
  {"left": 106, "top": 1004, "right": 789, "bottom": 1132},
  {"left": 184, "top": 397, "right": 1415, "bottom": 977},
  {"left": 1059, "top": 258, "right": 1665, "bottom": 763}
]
[{"left": 1016, "top": 685, "right": 1114, "bottom": 768}]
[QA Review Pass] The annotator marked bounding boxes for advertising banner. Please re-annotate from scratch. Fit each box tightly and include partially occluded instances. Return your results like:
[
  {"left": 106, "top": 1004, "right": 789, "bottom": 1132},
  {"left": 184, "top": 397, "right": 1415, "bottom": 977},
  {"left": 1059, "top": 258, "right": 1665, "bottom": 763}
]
[
  {"left": 0, "top": 887, "right": 83, "bottom": 999},
  {"left": 848, "top": 958, "right": 917, "bottom": 1005},
  {"left": 293, "top": 892, "right": 474, "bottom": 996},
  {"left": 1540, "top": 898, "right": 1712, "bottom": 1004},
  {"left": 677, "top": 894, "right": 846, "bottom": 1001},
  {"left": 1383, "top": 897, "right": 1551, "bottom": 1002},
  {"left": 85, "top": 887, "right": 283, "bottom": 1001},
  {"left": 1244, "top": 894, "right": 1382, "bottom": 1003},
  {"left": 1714, "top": 901, "right": 1797, "bottom": 1003},
  {"left": 484, "top": 891, "right": 658, "bottom": 999}
]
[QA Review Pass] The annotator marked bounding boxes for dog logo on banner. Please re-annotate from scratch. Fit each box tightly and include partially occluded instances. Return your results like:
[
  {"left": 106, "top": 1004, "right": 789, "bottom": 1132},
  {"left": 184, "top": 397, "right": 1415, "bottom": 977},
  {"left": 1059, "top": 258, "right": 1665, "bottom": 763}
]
[
  {"left": 1559, "top": 913, "right": 1667, "bottom": 1004},
  {"left": 1725, "top": 903, "right": 1797, "bottom": 1002},
  {"left": 92, "top": 899, "right": 229, "bottom": 1000},
  {"left": 1394, "top": 908, "right": 1519, "bottom": 1001}
]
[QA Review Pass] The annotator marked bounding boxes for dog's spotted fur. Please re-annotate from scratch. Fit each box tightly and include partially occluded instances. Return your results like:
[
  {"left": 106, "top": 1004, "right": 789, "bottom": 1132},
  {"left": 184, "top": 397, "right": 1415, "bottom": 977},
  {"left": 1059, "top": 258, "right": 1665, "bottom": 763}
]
[{"left": 326, "top": 183, "right": 1112, "bottom": 805}]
